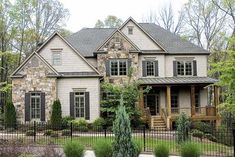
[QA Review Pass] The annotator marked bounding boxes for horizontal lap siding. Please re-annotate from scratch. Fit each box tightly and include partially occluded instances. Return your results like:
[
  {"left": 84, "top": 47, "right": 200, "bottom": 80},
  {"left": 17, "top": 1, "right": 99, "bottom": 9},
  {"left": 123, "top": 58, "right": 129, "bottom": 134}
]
[{"left": 57, "top": 78, "right": 100, "bottom": 122}]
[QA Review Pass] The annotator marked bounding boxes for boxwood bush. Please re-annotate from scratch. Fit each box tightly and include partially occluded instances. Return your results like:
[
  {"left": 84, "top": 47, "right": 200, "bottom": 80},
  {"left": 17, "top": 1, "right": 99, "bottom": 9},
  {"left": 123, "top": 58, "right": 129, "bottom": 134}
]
[
  {"left": 63, "top": 141, "right": 84, "bottom": 157},
  {"left": 191, "top": 129, "right": 204, "bottom": 140},
  {"left": 25, "top": 130, "right": 35, "bottom": 136},
  {"left": 92, "top": 117, "right": 106, "bottom": 131},
  {"left": 181, "top": 142, "right": 201, "bottom": 157},
  {"left": 43, "top": 129, "right": 53, "bottom": 136},
  {"left": 93, "top": 140, "right": 112, "bottom": 157},
  {"left": 154, "top": 144, "right": 169, "bottom": 157},
  {"left": 71, "top": 119, "right": 89, "bottom": 132}
]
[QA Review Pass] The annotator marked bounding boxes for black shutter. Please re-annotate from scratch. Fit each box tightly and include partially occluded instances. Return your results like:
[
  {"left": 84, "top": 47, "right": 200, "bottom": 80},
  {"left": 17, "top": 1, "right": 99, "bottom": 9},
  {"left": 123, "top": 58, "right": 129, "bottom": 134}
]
[
  {"left": 154, "top": 61, "right": 159, "bottom": 76},
  {"left": 40, "top": 92, "right": 45, "bottom": 121},
  {"left": 142, "top": 61, "right": 147, "bottom": 77},
  {"left": 85, "top": 92, "right": 90, "bottom": 120},
  {"left": 173, "top": 61, "right": 177, "bottom": 76},
  {"left": 105, "top": 60, "right": 110, "bottom": 76},
  {"left": 70, "top": 92, "right": 75, "bottom": 117},
  {"left": 25, "top": 93, "right": 30, "bottom": 122},
  {"left": 193, "top": 60, "right": 197, "bottom": 76}
]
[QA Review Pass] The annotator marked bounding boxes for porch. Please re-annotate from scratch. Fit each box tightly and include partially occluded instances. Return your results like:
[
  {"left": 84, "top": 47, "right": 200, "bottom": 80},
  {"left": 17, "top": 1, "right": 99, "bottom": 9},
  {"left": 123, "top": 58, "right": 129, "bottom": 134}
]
[{"left": 139, "top": 77, "right": 219, "bottom": 130}]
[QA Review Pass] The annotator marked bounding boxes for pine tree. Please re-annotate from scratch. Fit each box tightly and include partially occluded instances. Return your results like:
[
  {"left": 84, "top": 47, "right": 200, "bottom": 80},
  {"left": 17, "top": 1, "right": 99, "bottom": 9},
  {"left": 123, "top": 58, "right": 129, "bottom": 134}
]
[
  {"left": 4, "top": 101, "right": 16, "bottom": 128},
  {"left": 112, "top": 95, "right": 138, "bottom": 157},
  {"left": 51, "top": 99, "right": 62, "bottom": 130},
  {"left": 176, "top": 112, "right": 190, "bottom": 143}
]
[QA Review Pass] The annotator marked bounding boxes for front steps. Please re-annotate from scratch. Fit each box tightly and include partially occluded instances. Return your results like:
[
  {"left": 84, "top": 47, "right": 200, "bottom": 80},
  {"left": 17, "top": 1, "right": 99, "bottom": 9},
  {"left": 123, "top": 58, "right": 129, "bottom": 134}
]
[{"left": 151, "top": 116, "right": 167, "bottom": 130}]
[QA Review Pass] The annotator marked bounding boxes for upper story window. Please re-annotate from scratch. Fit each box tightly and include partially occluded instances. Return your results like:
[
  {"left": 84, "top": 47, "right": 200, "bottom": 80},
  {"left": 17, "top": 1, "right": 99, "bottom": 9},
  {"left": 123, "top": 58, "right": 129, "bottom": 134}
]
[
  {"left": 142, "top": 60, "right": 158, "bottom": 77},
  {"left": 30, "top": 93, "right": 41, "bottom": 119},
  {"left": 110, "top": 60, "right": 127, "bottom": 76},
  {"left": 127, "top": 26, "right": 133, "bottom": 35},
  {"left": 175, "top": 59, "right": 198, "bottom": 76},
  {"left": 52, "top": 51, "right": 61, "bottom": 66}
]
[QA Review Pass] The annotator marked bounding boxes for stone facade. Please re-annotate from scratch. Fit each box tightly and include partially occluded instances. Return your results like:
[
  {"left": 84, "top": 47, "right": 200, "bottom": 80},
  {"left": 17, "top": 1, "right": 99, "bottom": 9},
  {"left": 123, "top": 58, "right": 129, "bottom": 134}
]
[
  {"left": 97, "top": 32, "right": 139, "bottom": 84},
  {"left": 12, "top": 56, "right": 57, "bottom": 122}
]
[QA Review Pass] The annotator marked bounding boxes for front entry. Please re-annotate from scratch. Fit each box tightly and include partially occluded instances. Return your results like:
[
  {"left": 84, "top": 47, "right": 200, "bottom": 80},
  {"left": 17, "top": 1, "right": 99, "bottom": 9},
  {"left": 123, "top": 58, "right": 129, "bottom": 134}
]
[{"left": 144, "top": 94, "right": 159, "bottom": 115}]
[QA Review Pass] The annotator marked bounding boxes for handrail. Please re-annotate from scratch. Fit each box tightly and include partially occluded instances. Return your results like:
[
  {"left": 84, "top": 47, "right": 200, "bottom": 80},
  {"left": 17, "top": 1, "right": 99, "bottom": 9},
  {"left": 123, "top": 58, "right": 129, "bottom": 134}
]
[
  {"left": 170, "top": 106, "right": 216, "bottom": 116},
  {"left": 160, "top": 108, "right": 167, "bottom": 126}
]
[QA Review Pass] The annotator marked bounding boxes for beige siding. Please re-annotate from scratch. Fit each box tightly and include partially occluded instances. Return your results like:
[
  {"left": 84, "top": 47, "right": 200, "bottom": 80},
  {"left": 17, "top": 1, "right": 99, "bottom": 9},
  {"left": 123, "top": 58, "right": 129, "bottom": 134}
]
[
  {"left": 138, "top": 54, "right": 165, "bottom": 77},
  {"left": 86, "top": 57, "right": 97, "bottom": 68},
  {"left": 121, "top": 21, "right": 161, "bottom": 50},
  {"left": 165, "top": 55, "right": 208, "bottom": 77},
  {"left": 39, "top": 35, "right": 94, "bottom": 72},
  {"left": 57, "top": 78, "right": 100, "bottom": 122}
]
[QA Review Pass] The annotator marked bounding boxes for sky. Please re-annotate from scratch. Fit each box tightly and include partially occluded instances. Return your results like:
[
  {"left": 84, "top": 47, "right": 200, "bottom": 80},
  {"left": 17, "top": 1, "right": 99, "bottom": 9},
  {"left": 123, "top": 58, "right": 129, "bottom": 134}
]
[{"left": 58, "top": 0, "right": 189, "bottom": 32}]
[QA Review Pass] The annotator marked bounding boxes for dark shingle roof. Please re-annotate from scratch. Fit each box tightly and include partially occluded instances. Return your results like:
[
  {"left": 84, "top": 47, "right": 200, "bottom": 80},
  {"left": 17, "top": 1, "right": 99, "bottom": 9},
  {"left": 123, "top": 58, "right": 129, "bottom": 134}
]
[
  {"left": 66, "top": 23, "right": 208, "bottom": 57},
  {"left": 67, "top": 28, "right": 115, "bottom": 57},
  {"left": 139, "top": 77, "right": 217, "bottom": 85}
]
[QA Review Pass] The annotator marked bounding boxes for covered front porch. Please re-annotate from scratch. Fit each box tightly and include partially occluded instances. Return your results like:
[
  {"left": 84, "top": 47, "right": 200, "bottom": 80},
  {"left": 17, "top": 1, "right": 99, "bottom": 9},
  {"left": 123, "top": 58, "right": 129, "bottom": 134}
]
[{"left": 139, "top": 77, "right": 220, "bottom": 130}]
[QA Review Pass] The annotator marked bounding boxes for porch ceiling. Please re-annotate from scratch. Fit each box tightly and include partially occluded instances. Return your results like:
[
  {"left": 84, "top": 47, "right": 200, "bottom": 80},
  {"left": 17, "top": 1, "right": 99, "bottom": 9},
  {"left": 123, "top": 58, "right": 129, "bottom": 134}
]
[{"left": 139, "top": 77, "right": 218, "bottom": 85}]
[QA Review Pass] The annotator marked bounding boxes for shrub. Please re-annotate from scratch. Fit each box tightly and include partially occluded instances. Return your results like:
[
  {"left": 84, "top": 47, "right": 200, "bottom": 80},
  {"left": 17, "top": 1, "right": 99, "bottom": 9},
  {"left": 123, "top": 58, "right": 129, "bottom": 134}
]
[
  {"left": 63, "top": 141, "right": 84, "bottom": 157},
  {"left": 62, "top": 116, "right": 75, "bottom": 128},
  {"left": 4, "top": 101, "right": 16, "bottom": 128},
  {"left": 18, "top": 154, "right": 36, "bottom": 157},
  {"left": 205, "top": 133, "right": 217, "bottom": 142},
  {"left": 51, "top": 99, "right": 62, "bottom": 130},
  {"left": 154, "top": 144, "right": 169, "bottom": 157},
  {"left": 181, "top": 142, "right": 201, "bottom": 157},
  {"left": 112, "top": 95, "right": 137, "bottom": 157},
  {"left": 192, "top": 121, "right": 213, "bottom": 134},
  {"left": 44, "top": 129, "right": 53, "bottom": 136},
  {"left": 71, "top": 118, "right": 89, "bottom": 132},
  {"left": 25, "top": 130, "right": 35, "bottom": 136},
  {"left": 215, "top": 125, "right": 232, "bottom": 146},
  {"left": 176, "top": 112, "right": 190, "bottom": 143},
  {"left": 191, "top": 129, "right": 204, "bottom": 140},
  {"left": 50, "top": 131, "right": 59, "bottom": 138},
  {"left": 93, "top": 140, "right": 112, "bottom": 157},
  {"left": 62, "top": 129, "right": 71, "bottom": 136},
  {"left": 92, "top": 117, "right": 106, "bottom": 130},
  {"left": 134, "top": 141, "right": 142, "bottom": 156}
]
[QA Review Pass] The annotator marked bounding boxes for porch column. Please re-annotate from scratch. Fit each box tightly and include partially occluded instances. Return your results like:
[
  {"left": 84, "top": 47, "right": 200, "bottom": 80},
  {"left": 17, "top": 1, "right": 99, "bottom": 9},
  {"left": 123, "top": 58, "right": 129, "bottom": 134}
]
[
  {"left": 191, "top": 85, "right": 196, "bottom": 116},
  {"left": 214, "top": 85, "right": 219, "bottom": 116},
  {"left": 139, "top": 86, "right": 145, "bottom": 112},
  {"left": 166, "top": 86, "right": 171, "bottom": 116}
]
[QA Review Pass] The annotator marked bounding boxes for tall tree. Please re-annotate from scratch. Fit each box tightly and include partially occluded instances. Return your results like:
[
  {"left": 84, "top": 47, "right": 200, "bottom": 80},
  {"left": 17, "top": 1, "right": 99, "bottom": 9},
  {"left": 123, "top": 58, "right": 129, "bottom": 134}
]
[{"left": 94, "top": 15, "right": 123, "bottom": 28}]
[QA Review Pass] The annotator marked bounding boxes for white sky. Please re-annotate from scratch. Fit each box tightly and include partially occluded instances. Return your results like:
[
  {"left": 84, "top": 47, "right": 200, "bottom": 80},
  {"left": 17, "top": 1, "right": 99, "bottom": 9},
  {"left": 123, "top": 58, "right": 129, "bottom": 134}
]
[{"left": 59, "top": 0, "right": 188, "bottom": 32}]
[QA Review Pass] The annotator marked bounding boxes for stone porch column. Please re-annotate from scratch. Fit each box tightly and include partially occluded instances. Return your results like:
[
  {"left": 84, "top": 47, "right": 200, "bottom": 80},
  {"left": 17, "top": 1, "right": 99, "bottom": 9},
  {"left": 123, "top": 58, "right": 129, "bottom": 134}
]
[
  {"left": 191, "top": 85, "right": 196, "bottom": 116},
  {"left": 166, "top": 85, "right": 171, "bottom": 129}
]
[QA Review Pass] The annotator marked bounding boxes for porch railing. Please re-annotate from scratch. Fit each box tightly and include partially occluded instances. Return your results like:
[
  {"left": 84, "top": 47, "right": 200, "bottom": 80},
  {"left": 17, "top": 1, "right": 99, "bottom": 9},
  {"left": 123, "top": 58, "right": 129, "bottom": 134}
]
[
  {"left": 170, "top": 106, "right": 216, "bottom": 117},
  {"left": 160, "top": 108, "right": 167, "bottom": 126}
]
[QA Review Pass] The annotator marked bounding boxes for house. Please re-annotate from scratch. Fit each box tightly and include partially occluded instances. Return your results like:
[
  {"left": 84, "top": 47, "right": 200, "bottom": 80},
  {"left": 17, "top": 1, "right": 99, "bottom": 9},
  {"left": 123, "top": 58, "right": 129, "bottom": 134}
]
[{"left": 11, "top": 17, "right": 219, "bottom": 129}]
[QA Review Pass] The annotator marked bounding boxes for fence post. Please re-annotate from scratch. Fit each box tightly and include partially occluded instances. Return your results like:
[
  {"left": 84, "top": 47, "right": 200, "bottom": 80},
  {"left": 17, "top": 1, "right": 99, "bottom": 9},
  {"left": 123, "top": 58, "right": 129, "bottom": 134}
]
[
  {"left": 233, "top": 128, "right": 235, "bottom": 157},
  {"left": 143, "top": 126, "right": 146, "bottom": 152},
  {"left": 33, "top": 121, "right": 36, "bottom": 142},
  {"left": 70, "top": 122, "right": 73, "bottom": 141},
  {"left": 104, "top": 125, "right": 107, "bottom": 139}
]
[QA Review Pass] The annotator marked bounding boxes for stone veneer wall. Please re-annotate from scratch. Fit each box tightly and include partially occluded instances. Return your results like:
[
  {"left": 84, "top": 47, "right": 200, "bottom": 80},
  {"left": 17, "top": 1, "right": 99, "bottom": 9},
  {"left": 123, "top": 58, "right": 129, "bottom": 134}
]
[{"left": 12, "top": 56, "right": 56, "bottom": 122}]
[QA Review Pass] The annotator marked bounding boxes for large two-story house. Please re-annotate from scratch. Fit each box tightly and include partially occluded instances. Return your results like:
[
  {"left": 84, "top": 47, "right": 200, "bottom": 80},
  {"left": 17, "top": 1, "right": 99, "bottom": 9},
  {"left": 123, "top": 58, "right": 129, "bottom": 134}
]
[{"left": 11, "top": 17, "right": 219, "bottom": 129}]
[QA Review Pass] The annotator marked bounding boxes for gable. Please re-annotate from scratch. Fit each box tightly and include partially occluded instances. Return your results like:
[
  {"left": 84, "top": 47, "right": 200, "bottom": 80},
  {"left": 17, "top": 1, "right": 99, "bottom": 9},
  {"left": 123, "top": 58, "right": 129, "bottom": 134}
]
[
  {"left": 11, "top": 53, "right": 58, "bottom": 77},
  {"left": 120, "top": 20, "right": 163, "bottom": 51},
  {"left": 97, "top": 30, "right": 139, "bottom": 52},
  {"left": 39, "top": 34, "right": 99, "bottom": 73}
]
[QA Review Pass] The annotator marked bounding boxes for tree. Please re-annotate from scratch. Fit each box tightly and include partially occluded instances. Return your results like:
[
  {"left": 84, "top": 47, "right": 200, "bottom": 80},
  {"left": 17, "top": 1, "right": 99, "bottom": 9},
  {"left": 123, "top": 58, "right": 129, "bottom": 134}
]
[
  {"left": 112, "top": 95, "right": 138, "bottom": 157},
  {"left": 176, "top": 112, "right": 190, "bottom": 143},
  {"left": 94, "top": 15, "right": 123, "bottom": 28},
  {"left": 210, "top": 37, "right": 235, "bottom": 115},
  {"left": 51, "top": 99, "right": 62, "bottom": 130},
  {"left": 4, "top": 101, "right": 16, "bottom": 128}
]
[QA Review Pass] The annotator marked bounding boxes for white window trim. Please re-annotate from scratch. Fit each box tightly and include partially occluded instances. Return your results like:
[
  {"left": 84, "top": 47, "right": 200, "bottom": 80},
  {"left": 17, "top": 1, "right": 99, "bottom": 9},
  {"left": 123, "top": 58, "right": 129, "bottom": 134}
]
[
  {"left": 176, "top": 60, "right": 193, "bottom": 77},
  {"left": 146, "top": 61, "right": 155, "bottom": 77},
  {"left": 110, "top": 59, "right": 128, "bottom": 76},
  {"left": 52, "top": 51, "right": 62, "bottom": 66},
  {"left": 127, "top": 26, "right": 134, "bottom": 35},
  {"left": 30, "top": 93, "right": 41, "bottom": 120},
  {"left": 74, "top": 92, "right": 86, "bottom": 118}
]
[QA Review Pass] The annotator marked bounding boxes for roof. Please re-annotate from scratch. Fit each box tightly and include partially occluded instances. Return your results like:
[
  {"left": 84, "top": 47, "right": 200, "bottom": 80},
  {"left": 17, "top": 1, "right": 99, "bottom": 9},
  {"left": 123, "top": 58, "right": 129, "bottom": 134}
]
[
  {"left": 67, "top": 22, "right": 209, "bottom": 57},
  {"left": 139, "top": 77, "right": 218, "bottom": 85}
]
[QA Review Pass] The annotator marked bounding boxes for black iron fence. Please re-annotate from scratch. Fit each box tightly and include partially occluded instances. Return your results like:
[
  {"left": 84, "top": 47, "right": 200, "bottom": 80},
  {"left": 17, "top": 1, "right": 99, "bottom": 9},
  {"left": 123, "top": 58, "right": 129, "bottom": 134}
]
[{"left": 0, "top": 122, "right": 234, "bottom": 157}]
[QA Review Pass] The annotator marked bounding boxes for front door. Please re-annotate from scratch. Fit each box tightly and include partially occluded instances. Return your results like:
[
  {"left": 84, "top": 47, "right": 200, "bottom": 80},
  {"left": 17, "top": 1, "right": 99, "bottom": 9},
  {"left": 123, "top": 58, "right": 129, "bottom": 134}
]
[{"left": 145, "top": 94, "right": 159, "bottom": 115}]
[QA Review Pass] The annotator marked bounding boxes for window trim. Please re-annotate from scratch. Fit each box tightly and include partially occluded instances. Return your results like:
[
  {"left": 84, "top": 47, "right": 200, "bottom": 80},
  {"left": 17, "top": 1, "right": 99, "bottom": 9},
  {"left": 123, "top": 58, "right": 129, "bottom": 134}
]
[
  {"left": 52, "top": 51, "right": 62, "bottom": 66},
  {"left": 146, "top": 61, "right": 155, "bottom": 77},
  {"left": 127, "top": 26, "right": 134, "bottom": 35},
  {"left": 30, "top": 92, "right": 41, "bottom": 120},
  {"left": 110, "top": 59, "right": 128, "bottom": 76},
  {"left": 74, "top": 92, "right": 86, "bottom": 118},
  {"left": 176, "top": 60, "right": 193, "bottom": 76}
]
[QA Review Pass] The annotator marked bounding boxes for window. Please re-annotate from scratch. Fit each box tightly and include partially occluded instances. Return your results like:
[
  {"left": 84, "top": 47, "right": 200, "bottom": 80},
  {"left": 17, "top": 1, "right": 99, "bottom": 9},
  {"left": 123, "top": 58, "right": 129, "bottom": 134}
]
[
  {"left": 128, "top": 26, "right": 133, "bottom": 35},
  {"left": 171, "top": 91, "right": 179, "bottom": 113},
  {"left": 52, "top": 52, "right": 61, "bottom": 65},
  {"left": 30, "top": 93, "right": 41, "bottom": 119},
  {"left": 74, "top": 92, "right": 85, "bottom": 118},
  {"left": 177, "top": 61, "right": 193, "bottom": 76},
  {"left": 146, "top": 61, "right": 155, "bottom": 76},
  {"left": 110, "top": 60, "right": 127, "bottom": 76}
]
